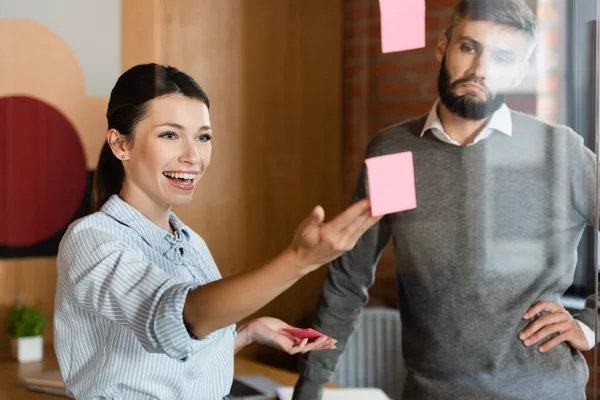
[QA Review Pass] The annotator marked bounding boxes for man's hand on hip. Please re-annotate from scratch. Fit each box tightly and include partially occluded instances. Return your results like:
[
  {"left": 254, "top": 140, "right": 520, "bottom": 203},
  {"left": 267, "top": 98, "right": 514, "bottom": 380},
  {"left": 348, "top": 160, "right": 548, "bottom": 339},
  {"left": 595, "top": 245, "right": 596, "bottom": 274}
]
[{"left": 519, "top": 301, "right": 589, "bottom": 352}]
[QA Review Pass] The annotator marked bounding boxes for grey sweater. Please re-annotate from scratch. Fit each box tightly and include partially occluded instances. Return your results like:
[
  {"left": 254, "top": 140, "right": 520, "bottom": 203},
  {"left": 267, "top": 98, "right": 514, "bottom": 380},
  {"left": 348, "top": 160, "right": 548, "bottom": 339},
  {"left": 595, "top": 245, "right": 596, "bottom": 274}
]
[{"left": 293, "top": 111, "right": 598, "bottom": 400}]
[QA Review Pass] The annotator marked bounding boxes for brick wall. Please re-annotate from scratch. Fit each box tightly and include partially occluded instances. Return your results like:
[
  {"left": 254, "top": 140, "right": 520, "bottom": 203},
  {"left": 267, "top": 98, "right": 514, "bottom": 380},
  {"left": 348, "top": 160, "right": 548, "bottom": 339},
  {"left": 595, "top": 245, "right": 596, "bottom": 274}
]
[
  {"left": 535, "top": 0, "right": 564, "bottom": 123},
  {"left": 342, "top": 0, "right": 456, "bottom": 200}
]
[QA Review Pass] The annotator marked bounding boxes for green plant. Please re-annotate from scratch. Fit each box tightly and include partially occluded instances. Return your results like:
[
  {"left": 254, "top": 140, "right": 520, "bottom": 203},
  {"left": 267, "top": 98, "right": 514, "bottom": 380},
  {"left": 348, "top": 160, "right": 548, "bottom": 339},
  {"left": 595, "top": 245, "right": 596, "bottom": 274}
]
[{"left": 6, "top": 302, "right": 46, "bottom": 338}]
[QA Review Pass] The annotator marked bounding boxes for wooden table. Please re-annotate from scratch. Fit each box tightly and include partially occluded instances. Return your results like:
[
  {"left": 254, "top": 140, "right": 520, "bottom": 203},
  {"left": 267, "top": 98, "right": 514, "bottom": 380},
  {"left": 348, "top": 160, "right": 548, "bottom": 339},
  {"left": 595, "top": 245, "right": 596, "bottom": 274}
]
[
  {"left": 0, "top": 347, "right": 327, "bottom": 399},
  {"left": 0, "top": 349, "right": 61, "bottom": 400}
]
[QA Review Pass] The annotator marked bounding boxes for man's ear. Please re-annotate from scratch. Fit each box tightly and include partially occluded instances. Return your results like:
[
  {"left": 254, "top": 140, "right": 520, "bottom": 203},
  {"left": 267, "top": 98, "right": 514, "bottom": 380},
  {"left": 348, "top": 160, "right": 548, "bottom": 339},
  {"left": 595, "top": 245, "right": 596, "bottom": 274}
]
[
  {"left": 107, "top": 129, "right": 129, "bottom": 161},
  {"left": 511, "top": 61, "right": 530, "bottom": 88},
  {"left": 512, "top": 40, "right": 536, "bottom": 87},
  {"left": 435, "top": 31, "right": 449, "bottom": 63}
]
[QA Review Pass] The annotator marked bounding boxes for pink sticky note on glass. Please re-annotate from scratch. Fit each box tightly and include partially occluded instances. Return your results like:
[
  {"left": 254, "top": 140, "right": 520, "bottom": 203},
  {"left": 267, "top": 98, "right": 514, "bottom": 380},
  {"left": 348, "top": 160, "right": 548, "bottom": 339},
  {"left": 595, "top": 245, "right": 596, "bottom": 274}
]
[
  {"left": 365, "top": 151, "right": 417, "bottom": 216},
  {"left": 282, "top": 328, "right": 326, "bottom": 343},
  {"left": 379, "top": 0, "right": 426, "bottom": 53}
]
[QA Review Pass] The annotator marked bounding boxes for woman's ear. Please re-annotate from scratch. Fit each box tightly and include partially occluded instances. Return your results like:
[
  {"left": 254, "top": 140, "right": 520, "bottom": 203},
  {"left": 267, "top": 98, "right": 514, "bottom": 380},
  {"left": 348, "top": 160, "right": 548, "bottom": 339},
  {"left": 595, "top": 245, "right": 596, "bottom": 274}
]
[{"left": 107, "top": 129, "right": 129, "bottom": 161}]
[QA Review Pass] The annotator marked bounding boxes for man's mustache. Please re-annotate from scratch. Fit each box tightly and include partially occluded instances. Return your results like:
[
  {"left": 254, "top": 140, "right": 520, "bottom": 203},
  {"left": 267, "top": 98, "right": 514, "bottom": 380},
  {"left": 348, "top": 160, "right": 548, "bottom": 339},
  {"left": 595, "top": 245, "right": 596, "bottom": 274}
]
[{"left": 451, "top": 77, "right": 491, "bottom": 96}]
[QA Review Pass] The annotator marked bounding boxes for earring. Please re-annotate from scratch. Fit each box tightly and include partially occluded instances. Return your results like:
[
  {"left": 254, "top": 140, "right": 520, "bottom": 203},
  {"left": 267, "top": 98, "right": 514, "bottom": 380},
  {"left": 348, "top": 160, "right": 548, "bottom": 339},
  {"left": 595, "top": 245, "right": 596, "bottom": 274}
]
[{"left": 121, "top": 155, "right": 125, "bottom": 159}]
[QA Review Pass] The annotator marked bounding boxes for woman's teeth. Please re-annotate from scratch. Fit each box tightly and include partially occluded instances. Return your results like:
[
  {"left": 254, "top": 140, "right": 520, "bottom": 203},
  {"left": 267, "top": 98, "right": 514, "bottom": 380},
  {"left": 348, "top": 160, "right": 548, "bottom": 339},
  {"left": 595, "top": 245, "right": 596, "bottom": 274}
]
[{"left": 163, "top": 172, "right": 195, "bottom": 181}]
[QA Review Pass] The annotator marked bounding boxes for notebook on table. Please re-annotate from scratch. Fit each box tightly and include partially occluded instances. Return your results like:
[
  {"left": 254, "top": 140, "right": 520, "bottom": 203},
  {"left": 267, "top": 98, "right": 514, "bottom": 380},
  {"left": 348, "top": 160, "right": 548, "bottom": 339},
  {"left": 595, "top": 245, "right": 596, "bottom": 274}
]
[{"left": 22, "top": 369, "right": 70, "bottom": 397}]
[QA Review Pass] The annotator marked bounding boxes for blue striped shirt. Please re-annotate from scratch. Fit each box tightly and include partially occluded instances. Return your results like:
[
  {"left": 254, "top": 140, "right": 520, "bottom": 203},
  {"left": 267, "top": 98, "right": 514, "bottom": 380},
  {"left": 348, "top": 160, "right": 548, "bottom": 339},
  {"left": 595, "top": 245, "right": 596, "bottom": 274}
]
[{"left": 54, "top": 194, "right": 236, "bottom": 399}]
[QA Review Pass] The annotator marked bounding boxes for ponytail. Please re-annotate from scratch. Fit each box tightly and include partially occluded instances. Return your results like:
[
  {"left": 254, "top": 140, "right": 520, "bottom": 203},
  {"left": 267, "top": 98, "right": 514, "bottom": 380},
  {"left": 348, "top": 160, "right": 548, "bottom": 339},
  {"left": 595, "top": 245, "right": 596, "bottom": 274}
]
[{"left": 91, "top": 142, "right": 124, "bottom": 212}]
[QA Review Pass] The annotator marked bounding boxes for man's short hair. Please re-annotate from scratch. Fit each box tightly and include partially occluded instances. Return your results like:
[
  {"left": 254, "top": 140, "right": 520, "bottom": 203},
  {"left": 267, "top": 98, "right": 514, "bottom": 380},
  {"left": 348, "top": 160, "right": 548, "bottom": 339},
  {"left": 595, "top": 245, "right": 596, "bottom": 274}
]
[{"left": 445, "top": 0, "right": 538, "bottom": 41}]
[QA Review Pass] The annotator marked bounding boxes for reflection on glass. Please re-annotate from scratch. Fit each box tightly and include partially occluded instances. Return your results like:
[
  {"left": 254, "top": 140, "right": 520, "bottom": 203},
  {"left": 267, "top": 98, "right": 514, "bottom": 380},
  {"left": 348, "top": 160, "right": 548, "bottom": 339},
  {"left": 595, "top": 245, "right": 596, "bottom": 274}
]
[{"left": 298, "top": 1, "right": 600, "bottom": 400}]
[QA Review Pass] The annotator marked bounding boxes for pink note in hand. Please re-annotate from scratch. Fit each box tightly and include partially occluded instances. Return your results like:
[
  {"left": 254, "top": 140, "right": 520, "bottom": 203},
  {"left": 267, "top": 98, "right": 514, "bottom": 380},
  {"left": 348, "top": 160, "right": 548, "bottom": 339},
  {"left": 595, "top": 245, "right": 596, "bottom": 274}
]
[
  {"left": 282, "top": 328, "right": 326, "bottom": 343},
  {"left": 365, "top": 151, "right": 417, "bottom": 216},
  {"left": 379, "top": 0, "right": 426, "bottom": 53}
]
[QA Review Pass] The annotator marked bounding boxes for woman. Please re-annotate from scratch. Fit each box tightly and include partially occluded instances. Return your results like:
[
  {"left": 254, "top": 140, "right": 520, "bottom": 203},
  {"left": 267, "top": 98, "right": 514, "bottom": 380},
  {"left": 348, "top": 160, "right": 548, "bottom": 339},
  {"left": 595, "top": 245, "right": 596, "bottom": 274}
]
[{"left": 54, "top": 63, "right": 379, "bottom": 400}]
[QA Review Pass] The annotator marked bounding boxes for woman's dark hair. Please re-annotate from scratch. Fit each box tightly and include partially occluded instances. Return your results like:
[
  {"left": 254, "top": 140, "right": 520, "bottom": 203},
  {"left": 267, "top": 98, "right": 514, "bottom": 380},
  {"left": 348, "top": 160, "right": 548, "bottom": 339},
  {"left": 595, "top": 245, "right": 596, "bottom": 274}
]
[{"left": 92, "top": 63, "right": 210, "bottom": 212}]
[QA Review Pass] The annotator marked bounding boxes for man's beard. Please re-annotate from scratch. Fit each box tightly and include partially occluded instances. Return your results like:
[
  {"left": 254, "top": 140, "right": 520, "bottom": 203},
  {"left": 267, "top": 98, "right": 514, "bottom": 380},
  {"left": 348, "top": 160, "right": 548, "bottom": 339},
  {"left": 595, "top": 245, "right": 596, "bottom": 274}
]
[{"left": 437, "top": 55, "right": 505, "bottom": 120}]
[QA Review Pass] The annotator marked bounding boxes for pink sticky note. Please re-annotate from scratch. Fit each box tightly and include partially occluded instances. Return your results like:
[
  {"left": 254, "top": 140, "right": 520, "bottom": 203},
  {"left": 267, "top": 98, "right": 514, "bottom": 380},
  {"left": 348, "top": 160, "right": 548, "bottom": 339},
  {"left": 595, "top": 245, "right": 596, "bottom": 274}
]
[
  {"left": 365, "top": 151, "right": 417, "bottom": 216},
  {"left": 379, "top": 0, "right": 426, "bottom": 53},
  {"left": 282, "top": 328, "right": 327, "bottom": 343}
]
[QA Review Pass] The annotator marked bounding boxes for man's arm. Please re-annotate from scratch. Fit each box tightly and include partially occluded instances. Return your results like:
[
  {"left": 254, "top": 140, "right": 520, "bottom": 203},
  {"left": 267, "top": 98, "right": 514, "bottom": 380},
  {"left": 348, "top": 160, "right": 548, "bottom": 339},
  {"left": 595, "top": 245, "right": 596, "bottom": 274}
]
[
  {"left": 292, "top": 163, "right": 392, "bottom": 399},
  {"left": 569, "top": 128, "right": 599, "bottom": 344}
]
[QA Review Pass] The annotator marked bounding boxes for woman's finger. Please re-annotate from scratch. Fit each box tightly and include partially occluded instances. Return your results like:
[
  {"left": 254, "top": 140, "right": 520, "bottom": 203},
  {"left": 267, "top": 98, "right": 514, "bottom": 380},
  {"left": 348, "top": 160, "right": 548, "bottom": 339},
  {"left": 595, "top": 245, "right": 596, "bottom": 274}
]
[
  {"left": 289, "top": 338, "right": 309, "bottom": 354},
  {"left": 325, "top": 199, "right": 372, "bottom": 233},
  {"left": 340, "top": 207, "right": 371, "bottom": 235},
  {"left": 345, "top": 214, "right": 383, "bottom": 246},
  {"left": 274, "top": 335, "right": 295, "bottom": 352},
  {"left": 301, "top": 336, "right": 329, "bottom": 352}
]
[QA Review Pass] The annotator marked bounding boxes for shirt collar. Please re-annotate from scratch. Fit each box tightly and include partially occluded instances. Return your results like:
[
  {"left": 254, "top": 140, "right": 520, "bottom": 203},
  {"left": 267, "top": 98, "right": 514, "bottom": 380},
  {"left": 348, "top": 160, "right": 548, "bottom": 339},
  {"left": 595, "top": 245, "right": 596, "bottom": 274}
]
[
  {"left": 420, "top": 99, "right": 512, "bottom": 138},
  {"left": 101, "top": 195, "right": 191, "bottom": 251}
]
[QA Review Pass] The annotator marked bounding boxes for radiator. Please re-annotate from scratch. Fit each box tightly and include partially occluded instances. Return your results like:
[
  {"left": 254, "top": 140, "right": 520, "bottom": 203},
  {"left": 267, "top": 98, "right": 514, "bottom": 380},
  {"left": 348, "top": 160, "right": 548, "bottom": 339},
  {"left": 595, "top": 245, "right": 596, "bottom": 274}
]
[{"left": 329, "top": 307, "right": 406, "bottom": 399}]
